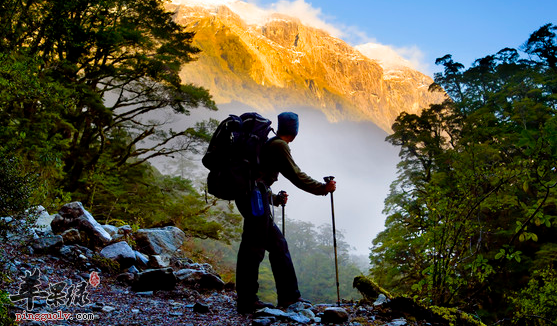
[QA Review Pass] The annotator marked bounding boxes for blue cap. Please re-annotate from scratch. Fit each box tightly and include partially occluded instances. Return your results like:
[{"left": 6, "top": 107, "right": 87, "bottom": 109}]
[{"left": 277, "top": 112, "right": 299, "bottom": 136}]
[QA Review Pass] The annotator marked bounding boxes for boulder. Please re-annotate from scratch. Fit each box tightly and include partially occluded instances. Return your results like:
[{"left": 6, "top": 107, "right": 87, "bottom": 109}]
[
  {"left": 132, "top": 268, "right": 176, "bottom": 292},
  {"left": 116, "top": 272, "right": 136, "bottom": 285},
  {"left": 100, "top": 241, "right": 136, "bottom": 268},
  {"left": 134, "top": 251, "right": 149, "bottom": 267},
  {"left": 31, "top": 206, "right": 55, "bottom": 234},
  {"left": 148, "top": 254, "right": 171, "bottom": 268},
  {"left": 102, "top": 225, "right": 119, "bottom": 237},
  {"left": 32, "top": 235, "right": 63, "bottom": 253},
  {"left": 61, "top": 228, "right": 81, "bottom": 245},
  {"left": 321, "top": 307, "right": 349, "bottom": 324},
  {"left": 118, "top": 225, "right": 133, "bottom": 235},
  {"left": 134, "top": 226, "right": 185, "bottom": 256},
  {"left": 51, "top": 202, "right": 112, "bottom": 247},
  {"left": 175, "top": 268, "right": 225, "bottom": 292},
  {"left": 59, "top": 245, "right": 94, "bottom": 261}
]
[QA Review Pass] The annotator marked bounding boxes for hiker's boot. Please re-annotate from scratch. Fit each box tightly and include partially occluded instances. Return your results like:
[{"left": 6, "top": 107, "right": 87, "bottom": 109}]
[
  {"left": 237, "top": 300, "right": 275, "bottom": 314},
  {"left": 277, "top": 297, "right": 312, "bottom": 310}
]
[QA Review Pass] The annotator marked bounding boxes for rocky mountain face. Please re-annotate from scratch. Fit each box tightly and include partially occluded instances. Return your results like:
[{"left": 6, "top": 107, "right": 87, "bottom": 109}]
[{"left": 168, "top": 3, "right": 445, "bottom": 133}]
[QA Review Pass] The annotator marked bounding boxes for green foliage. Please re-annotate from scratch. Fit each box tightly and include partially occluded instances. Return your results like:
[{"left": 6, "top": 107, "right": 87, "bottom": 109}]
[
  {"left": 352, "top": 275, "right": 393, "bottom": 302},
  {"left": 0, "top": 290, "right": 15, "bottom": 326},
  {"left": 0, "top": 0, "right": 237, "bottom": 245},
  {"left": 370, "top": 24, "right": 557, "bottom": 322},
  {"left": 0, "top": 152, "right": 45, "bottom": 241},
  {"left": 0, "top": 0, "right": 216, "bottom": 192},
  {"left": 429, "top": 306, "right": 486, "bottom": 326},
  {"left": 508, "top": 267, "right": 557, "bottom": 325},
  {"left": 72, "top": 156, "right": 241, "bottom": 242}
]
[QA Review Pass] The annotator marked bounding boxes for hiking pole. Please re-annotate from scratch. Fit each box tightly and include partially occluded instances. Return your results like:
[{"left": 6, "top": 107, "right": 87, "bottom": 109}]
[
  {"left": 324, "top": 176, "right": 340, "bottom": 307},
  {"left": 278, "top": 190, "right": 287, "bottom": 235}
]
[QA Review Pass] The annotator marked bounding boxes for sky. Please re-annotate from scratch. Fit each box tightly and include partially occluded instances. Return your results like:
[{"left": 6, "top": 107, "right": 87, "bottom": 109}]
[{"left": 181, "top": 0, "right": 557, "bottom": 76}]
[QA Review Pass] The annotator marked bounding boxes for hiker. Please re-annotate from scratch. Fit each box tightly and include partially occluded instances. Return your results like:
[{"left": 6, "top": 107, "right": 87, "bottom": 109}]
[{"left": 235, "top": 111, "right": 336, "bottom": 314}]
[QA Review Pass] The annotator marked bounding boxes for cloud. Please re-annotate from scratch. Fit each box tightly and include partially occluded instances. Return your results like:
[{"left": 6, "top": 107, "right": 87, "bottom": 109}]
[
  {"left": 265, "top": 0, "right": 345, "bottom": 38},
  {"left": 356, "top": 42, "right": 431, "bottom": 74}
]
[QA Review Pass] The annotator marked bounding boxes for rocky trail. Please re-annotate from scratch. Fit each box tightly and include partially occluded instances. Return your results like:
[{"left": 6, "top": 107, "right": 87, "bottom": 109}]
[{"left": 1, "top": 203, "right": 466, "bottom": 326}]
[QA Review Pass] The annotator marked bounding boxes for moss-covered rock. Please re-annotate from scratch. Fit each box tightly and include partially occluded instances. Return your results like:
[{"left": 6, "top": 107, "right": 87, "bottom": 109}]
[
  {"left": 429, "top": 306, "right": 486, "bottom": 326},
  {"left": 353, "top": 275, "right": 393, "bottom": 302},
  {"left": 353, "top": 276, "right": 485, "bottom": 326}
]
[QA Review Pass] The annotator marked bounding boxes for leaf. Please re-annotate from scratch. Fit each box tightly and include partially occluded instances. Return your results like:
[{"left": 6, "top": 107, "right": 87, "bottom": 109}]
[
  {"left": 519, "top": 233, "right": 525, "bottom": 242},
  {"left": 531, "top": 233, "right": 538, "bottom": 242},
  {"left": 522, "top": 180, "right": 529, "bottom": 193}
]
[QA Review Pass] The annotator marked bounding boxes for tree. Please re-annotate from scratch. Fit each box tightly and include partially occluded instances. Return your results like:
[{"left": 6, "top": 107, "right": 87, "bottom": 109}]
[
  {"left": 0, "top": 0, "right": 216, "bottom": 193},
  {"left": 370, "top": 24, "right": 557, "bottom": 323}
]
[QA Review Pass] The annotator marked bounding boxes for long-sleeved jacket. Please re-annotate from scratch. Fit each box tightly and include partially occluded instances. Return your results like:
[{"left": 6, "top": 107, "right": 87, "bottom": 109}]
[{"left": 260, "top": 136, "right": 328, "bottom": 196}]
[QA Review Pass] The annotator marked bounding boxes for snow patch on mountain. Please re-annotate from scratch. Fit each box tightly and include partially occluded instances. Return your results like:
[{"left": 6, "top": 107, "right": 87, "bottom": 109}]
[
  {"left": 355, "top": 43, "right": 414, "bottom": 71},
  {"left": 172, "top": 0, "right": 343, "bottom": 37}
]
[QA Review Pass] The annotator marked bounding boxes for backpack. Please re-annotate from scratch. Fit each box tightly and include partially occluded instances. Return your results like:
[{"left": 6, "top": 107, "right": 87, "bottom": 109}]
[{"left": 202, "top": 112, "right": 273, "bottom": 200}]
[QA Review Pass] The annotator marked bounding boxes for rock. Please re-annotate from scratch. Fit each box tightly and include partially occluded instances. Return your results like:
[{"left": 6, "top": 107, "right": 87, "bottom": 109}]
[
  {"left": 299, "top": 309, "right": 316, "bottom": 320},
  {"left": 134, "top": 251, "right": 149, "bottom": 267},
  {"left": 2, "top": 215, "right": 37, "bottom": 241},
  {"left": 102, "top": 225, "right": 119, "bottom": 237},
  {"left": 353, "top": 275, "right": 393, "bottom": 302},
  {"left": 321, "top": 307, "right": 349, "bottom": 324},
  {"left": 132, "top": 268, "right": 176, "bottom": 292},
  {"left": 128, "top": 266, "right": 140, "bottom": 274},
  {"left": 134, "top": 226, "right": 186, "bottom": 256},
  {"left": 286, "top": 301, "right": 310, "bottom": 312},
  {"left": 116, "top": 272, "right": 136, "bottom": 285},
  {"left": 374, "top": 293, "right": 389, "bottom": 306},
  {"left": 91, "top": 303, "right": 104, "bottom": 311},
  {"left": 175, "top": 268, "right": 225, "bottom": 292},
  {"left": 193, "top": 302, "right": 210, "bottom": 313},
  {"left": 61, "top": 228, "right": 81, "bottom": 245},
  {"left": 32, "top": 235, "right": 63, "bottom": 253},
  {"left": 100, "top": 241, "right": 136, "bottom": 268},
  {"left": 51, "top": 202, "right": 112, "bottom": 247},
  {"left": 254, "top": 307, "right": 312, "bottom": 324},
  {"left": 254, "top": 308, "right": 289, "bottom": 319},
  {"left": 175, "top": 268, "right": 194, "bottom": 281},
  {"left": 102, "top": 306, "right": 116, "bottom": 313},
  {"left": 287, "top": 313, "right": 312, "bottom": 324},
  {"left": 78, "top": 245, "right": 94, "bottom": 259},
  {"left": 252, "top": 318, "right": 274, "bottom": 326},
  {"left": 148, "top": 254, "right": 171, "bottom": 268},
  {"left": 386, "top": 318, "right": 408, "bottom": 326},
  {"left": 31, "top": 206, "right": 54, "bottom": 234},
  {"left": 118, "top": 225, "right": 132, "bottom": 235}
]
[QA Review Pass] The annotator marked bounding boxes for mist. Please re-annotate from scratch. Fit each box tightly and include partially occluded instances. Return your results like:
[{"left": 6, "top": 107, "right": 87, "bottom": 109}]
[{"left": 148, "top": 104, "right": 400, "bottom": 256}]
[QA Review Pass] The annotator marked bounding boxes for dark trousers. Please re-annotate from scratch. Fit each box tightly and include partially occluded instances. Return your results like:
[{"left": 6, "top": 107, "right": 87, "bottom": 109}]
[{"left": 235, "top": 184, "right": 300, "bottom": 305}]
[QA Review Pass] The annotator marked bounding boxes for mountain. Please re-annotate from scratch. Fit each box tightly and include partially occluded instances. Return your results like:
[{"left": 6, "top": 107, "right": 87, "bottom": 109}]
[{"left": 168, "top": 1, "right": 445, "bottom": 133}]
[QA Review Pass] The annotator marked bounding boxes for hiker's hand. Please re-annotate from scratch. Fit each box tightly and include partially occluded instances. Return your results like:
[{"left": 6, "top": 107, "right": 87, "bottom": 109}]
[
  {"left": 277, "top": 191, "right": 288, "bottom": 206},
  {"left": 325, "top": 180, "right": 336, "bottom": 193}
]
